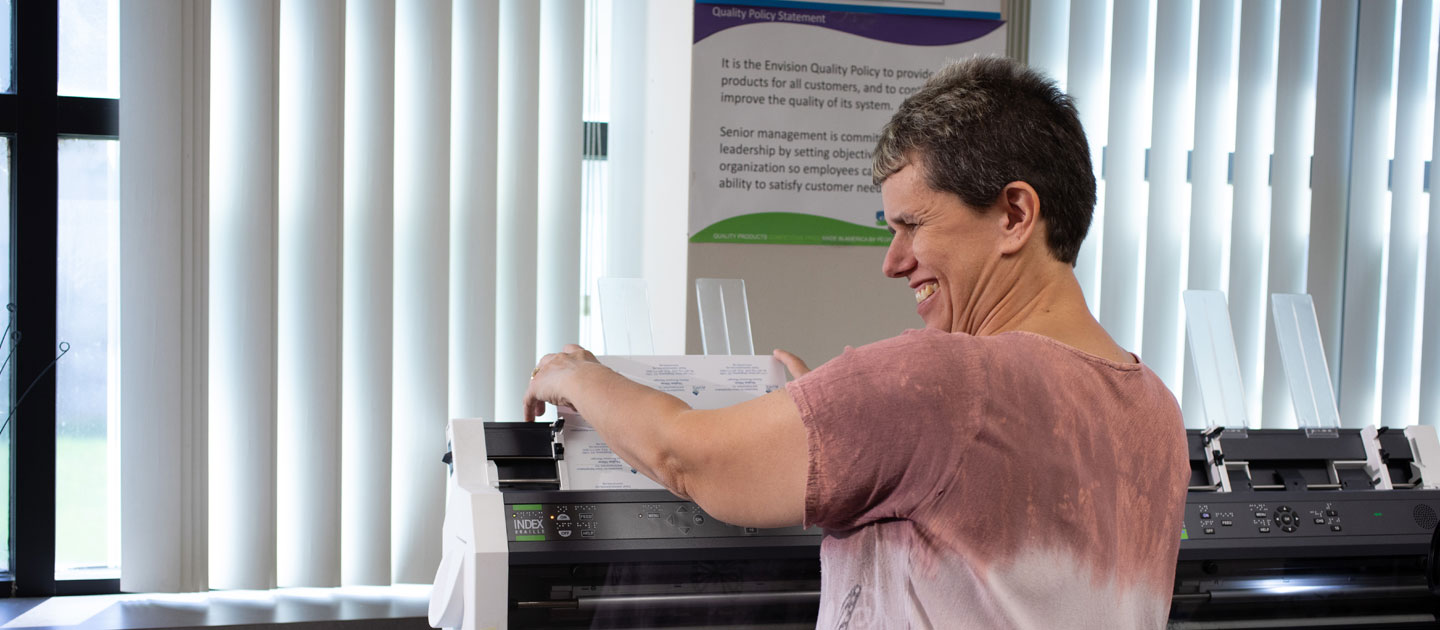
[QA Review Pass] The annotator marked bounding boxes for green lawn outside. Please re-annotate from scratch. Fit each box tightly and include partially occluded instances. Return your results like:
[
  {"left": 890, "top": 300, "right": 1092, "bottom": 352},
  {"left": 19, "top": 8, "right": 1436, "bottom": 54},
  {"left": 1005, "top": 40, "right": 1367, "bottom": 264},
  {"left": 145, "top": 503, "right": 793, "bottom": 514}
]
[{"left": 56, "top": 433, "right": 110, "bottom": 570}]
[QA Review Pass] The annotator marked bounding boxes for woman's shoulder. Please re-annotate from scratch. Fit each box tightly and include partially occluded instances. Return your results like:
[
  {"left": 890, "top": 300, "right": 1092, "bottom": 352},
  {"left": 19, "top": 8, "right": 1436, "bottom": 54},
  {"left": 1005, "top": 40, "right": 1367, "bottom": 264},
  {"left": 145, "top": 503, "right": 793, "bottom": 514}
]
[{"left": 823, "top": 328, "right": 1141, "bottom": 379}]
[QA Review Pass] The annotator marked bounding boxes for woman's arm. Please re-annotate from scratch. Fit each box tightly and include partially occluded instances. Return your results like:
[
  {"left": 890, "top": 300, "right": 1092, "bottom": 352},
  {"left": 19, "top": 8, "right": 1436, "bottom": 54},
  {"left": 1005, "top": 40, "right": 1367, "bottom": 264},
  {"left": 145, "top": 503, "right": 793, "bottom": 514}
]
[{"left": 523, "top": 345, "right": 808, "bottom": 528}]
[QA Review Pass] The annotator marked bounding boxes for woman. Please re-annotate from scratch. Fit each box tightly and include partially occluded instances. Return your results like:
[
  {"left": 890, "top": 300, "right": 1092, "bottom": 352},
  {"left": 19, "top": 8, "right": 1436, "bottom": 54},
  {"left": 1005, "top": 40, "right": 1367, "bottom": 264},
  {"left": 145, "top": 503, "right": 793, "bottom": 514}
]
[{"left": 524, "top": 56, "right": 1188, "bottom": 630}]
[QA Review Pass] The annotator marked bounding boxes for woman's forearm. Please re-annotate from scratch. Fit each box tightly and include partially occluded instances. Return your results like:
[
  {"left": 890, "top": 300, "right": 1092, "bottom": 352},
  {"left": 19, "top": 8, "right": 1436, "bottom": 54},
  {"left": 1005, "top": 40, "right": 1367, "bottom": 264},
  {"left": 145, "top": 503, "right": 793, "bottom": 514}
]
[
  {"left": 560, "top": 362, "right": 696, "bottom": 492},
  {"left": 526, "top": 346, "right": 808, "bottom": 527}
]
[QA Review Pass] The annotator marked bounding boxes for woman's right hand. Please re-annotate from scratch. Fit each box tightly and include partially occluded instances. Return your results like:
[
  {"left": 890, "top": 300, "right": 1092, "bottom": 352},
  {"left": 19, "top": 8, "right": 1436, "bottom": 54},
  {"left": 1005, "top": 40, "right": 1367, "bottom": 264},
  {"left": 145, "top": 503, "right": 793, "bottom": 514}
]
[{"left": 772, "top": 348, "right": 811, "bottom": 379}]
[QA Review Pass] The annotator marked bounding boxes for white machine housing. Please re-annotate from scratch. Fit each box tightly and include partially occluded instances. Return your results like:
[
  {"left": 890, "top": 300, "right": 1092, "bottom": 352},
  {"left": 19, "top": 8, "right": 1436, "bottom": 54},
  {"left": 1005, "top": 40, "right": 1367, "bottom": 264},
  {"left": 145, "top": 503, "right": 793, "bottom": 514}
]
[{"left": 429, "top": 419, "right": 510, "bottom": 630}]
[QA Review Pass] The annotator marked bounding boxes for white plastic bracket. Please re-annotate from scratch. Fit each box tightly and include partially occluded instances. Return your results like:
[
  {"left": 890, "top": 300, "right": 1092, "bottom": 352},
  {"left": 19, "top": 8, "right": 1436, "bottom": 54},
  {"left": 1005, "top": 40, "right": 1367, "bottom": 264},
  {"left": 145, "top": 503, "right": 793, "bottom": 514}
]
[
  {"left": 1270, "top": 294, "right": 1343, "bottom": 436},
  {"left": 430, "top": 419, "right": 509, "bottom": 630},
  {"left": 1182, "top": 290, "right": 1250, "bottom": 432},
  {"left": 696, "top": 278, "right": 755, "bottom": 355},
  {"left": 1199, "top": 427, "right": 1234, "bottom": 492},
  {"left": 1404, "top": 425, "right": 1440, "bottom": 489},
  {"left": 1358, "top": 425, "right": 1395, "bottom": 490}
]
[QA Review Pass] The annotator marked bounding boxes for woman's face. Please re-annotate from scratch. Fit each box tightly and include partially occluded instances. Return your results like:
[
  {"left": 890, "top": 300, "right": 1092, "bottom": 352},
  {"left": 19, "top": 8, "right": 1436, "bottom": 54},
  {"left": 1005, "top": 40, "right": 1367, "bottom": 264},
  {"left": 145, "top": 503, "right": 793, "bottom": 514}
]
[{"left": 880, "top": 164, "right": 1003, "bottom": 333}]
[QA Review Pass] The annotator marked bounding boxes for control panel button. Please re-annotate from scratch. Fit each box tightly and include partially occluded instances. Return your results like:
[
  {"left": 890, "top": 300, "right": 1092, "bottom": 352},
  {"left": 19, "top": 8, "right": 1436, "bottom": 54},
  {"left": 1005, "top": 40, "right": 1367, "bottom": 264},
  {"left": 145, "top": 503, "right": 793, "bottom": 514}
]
[
  {"left": 1200, "top": 512, "right": 1212, "bottom": 519},
  {"left": 1220, "top": 520, "right": 1233, "bottom": 527},
  {"left": 665, "top": 514, "right": 678, "bottom": 526},
  {"left": 694, "top": 515, "right": 705, "bottom": 525},
  {"left": 1203, "top": 528, "right": 1215, "bottom": 535},
  {"left": 581, "top": 530, "right": 595, "bottom": 538},
  {"left": 1326, "top": 509, "right": 1338, "bottom": 517},
  {"left": 1258, "top": 526, "right": 1271, "bottom": 533},
  {"left": 558, "top": 529, "right": 572, "bottom": 538},
  {"left": 679, "top": 526, "right": 692, "bottom": 535},
  {"left": 646, "top": 513, "right": 660, "bottom": 518},
  {"left": 579, "top": 513, "right": 594, "bottom": 520},
  {"left": 1282, "top": 526, "right": 1296, "bottom": 533},
  {"left": 1277, "top": 505, "right": 1291, "bottom": 513},
  {"left": 556, "top": 513, "right": 571, "bottom": 522},
  {"left": 1331, "top": 525, "right": 1342, "bottom": 532},
  {"left": 1278, "top": 514, "right": 1294, "bottom": 526},
  {"left": 1255, "top": 512, "right": 1267, "bottom": 519},
  {"left": 1314, "top": 518, "right": 1326, "bottom": 525}
]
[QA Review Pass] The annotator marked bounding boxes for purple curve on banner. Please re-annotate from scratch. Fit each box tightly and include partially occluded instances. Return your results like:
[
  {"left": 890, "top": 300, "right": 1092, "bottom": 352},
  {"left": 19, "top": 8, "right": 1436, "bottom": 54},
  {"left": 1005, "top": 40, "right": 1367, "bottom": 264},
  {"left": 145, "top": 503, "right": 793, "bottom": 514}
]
[{"left": 695, "top": 4, "right": 1004, "bottom": 45}]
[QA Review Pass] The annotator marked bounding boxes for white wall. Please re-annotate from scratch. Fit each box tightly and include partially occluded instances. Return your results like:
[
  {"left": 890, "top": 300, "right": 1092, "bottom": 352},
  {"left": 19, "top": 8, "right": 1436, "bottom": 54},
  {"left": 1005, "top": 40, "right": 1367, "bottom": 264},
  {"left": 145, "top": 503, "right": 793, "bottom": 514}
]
[{"left": 686, "top": 243, "right": 919, "bottom": 365}]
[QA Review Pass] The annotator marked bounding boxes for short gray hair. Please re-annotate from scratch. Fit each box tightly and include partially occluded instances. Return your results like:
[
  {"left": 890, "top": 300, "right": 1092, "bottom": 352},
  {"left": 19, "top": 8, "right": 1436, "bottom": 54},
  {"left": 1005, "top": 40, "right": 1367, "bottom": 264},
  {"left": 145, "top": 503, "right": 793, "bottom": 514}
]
[{"left": 872, "top": 56, "right": 1095, "bottom": 265}]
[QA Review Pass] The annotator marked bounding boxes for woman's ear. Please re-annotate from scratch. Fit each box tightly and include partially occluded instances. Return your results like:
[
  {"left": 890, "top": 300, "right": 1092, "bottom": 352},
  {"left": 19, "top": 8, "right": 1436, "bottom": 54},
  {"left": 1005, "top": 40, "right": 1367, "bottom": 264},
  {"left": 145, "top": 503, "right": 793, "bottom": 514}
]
[{"left": 997, "top": 181, "right": 1040, "bottom": 256}]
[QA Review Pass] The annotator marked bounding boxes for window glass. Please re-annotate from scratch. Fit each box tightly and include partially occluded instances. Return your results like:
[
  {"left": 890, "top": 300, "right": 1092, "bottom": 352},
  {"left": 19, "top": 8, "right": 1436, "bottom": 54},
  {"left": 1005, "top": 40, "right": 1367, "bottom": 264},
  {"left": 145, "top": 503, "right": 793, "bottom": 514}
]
[
  {"left": 55, "top": 138, "right": 118, "bottom": 578},
  {"left": 58, "top": 0, "right": 118, "bottom": 98}
]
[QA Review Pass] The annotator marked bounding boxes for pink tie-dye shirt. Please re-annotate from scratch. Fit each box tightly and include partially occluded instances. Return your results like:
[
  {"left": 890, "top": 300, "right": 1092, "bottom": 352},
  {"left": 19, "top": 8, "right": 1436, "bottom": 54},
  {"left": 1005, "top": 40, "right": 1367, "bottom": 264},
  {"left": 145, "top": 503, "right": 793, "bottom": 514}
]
[{"left": 786, "top": 329, "right": 1188, "bottom": 630}]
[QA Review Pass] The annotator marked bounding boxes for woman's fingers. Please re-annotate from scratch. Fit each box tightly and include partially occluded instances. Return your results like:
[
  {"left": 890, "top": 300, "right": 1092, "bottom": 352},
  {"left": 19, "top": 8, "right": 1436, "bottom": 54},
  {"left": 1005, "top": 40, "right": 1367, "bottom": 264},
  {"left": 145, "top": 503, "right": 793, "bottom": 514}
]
[
  {"left": 772, "top": 348, "right": 811, "bottom": 379},
  {"left": 524, "top": 346, "right": 597, "bottom": 421}
]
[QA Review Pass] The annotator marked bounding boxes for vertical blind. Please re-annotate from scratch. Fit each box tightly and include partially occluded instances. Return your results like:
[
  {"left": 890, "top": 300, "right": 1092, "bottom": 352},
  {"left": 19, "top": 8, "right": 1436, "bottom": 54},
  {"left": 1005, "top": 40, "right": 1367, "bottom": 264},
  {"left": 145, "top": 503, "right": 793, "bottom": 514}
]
[
  {"left": 1337, "top": 1, "right": 1396, "bottom": 433},
  {"left": 277, "top": 0, "right": 344, "bottom": 589},
  {"left": 208, "top": 0, "right": 279, "bottom": 591},
  {"left": 391, "top": 0, "right": 451, "bottom": 586},
  {"left": 448, "top": 0, "right": 499, "bottom": 463},
  {"left": 536, "top": 0, "right": 585, "bottom": 360},
  {"left": 119, "top": 0, "right": 210, "bottom": 594},
  {"left": 494, "top": 0, "right": 540, "bottom": 428},
  {"left": 1262, "top": 0, "right": 1320, "bottom": 429},
  {"left": 121, "top": 0, "right": 588, "bottom": 591},
  {"left": 1028, "top": 0, "right": 1440, "bottom": 430},
  {"left": 1136, "top": 0, "right": 1194, "bottom": 413},
  {"left": 341, "top": 0, "right": 395, "bottom": 587}
]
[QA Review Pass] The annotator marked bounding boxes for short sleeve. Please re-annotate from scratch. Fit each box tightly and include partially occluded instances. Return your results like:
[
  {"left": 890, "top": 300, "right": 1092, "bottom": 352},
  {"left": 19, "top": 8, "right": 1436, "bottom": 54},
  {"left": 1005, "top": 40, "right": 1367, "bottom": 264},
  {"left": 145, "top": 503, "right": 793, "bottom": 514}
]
[{"left": 786, "top": 330, "right": 982, "bottom": 531}]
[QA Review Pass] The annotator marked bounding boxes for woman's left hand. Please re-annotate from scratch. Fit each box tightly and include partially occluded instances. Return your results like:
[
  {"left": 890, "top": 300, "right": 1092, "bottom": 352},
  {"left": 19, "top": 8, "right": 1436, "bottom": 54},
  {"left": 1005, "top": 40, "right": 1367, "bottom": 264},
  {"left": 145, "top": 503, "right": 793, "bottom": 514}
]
[{"left": 523, "top": 344, "right": 601, "bottom": 421}]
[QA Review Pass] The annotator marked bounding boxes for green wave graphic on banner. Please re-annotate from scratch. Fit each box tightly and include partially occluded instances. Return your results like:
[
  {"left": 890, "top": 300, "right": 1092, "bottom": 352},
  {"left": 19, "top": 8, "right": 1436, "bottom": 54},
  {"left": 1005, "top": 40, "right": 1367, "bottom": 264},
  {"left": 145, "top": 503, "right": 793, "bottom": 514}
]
[{"left": 690, "top": 212, "right": 893, "bottom": 246}]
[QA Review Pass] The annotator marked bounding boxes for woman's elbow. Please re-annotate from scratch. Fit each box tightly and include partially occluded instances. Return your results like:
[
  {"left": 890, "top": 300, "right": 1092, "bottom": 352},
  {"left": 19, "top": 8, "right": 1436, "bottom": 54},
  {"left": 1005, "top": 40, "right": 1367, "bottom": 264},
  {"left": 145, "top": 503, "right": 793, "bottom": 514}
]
[{"left": 652, "top": 447, "right": 694, "bottom": 500}]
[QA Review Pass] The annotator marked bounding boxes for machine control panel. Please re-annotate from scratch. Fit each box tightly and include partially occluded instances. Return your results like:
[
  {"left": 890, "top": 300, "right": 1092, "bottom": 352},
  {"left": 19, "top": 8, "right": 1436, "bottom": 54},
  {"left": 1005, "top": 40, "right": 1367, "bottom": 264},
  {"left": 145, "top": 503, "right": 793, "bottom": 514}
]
[
  {"left": 1182, "top": 497, "right": 1433, "bottom": 540},
  {"left": 505, "top": 500, "right": 816, "bottom": 542}
]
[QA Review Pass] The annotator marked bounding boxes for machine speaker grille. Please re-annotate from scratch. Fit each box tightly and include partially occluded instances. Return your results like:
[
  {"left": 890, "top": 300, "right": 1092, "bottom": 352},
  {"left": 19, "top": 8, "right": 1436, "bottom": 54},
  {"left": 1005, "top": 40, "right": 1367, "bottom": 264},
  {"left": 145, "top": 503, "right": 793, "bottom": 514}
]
[{"left": 1414, "top": 504, "right": 1437, "bottom": 530}]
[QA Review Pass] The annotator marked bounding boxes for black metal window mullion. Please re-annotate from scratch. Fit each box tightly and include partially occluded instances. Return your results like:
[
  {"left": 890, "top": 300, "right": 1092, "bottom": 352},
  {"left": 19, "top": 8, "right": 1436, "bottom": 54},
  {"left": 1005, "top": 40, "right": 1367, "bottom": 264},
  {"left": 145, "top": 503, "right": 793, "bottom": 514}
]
[
  {"left": 55, "top": 97, "right": 118, "bottom": 138},
  {"left": 12, "top": 0, "right": 60, "bottom": 599}
]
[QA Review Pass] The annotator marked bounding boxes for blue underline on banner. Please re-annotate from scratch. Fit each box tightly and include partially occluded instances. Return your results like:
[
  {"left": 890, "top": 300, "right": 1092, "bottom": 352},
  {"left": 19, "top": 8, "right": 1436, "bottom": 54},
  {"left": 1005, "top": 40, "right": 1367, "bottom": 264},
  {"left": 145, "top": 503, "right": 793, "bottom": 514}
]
[{"left": 695, "top": 0, "right": 1003, "bottom": 21}]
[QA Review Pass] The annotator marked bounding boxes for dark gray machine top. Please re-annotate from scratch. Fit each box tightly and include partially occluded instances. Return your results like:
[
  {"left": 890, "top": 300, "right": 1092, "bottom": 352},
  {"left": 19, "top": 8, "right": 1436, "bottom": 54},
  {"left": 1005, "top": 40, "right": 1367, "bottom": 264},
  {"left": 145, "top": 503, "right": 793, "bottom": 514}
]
[{"left": 481, "top": 423, "right": 1440, "bottom": 564}]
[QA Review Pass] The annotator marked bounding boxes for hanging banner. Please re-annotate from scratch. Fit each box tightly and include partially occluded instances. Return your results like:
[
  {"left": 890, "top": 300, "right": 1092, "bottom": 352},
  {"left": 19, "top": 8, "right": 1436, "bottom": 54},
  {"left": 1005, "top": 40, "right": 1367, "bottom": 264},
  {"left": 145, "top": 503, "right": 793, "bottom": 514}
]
[{"left": 688, "top": 0, "right": 1005, "bottom": 246}]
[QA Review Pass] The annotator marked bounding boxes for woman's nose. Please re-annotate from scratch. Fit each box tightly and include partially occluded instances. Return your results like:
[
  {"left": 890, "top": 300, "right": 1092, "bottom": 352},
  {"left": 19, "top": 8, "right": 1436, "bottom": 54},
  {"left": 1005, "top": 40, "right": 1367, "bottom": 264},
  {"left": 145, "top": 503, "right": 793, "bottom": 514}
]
[{"left": 883, "top": 238, "right": 914, "bottom": 278}]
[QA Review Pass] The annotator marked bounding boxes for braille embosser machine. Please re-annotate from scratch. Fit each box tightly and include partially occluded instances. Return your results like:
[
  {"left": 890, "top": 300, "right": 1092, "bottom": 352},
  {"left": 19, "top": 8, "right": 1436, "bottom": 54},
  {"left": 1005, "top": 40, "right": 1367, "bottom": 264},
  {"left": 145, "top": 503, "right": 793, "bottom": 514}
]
[
  {"left": 428, "top": 293, "right": 1440, "bottom": 629},
  {"left": 431, "top": 420, "right": 1440, "bottom": 630},
  {"left": 1166, "top": 291, "right": 1440, "bottom": 628}
]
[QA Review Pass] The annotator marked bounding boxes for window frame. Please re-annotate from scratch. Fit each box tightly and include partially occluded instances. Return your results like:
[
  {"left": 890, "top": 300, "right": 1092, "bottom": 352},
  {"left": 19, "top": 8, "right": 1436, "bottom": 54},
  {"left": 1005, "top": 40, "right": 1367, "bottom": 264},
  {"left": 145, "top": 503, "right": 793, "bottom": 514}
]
[{"left": 3, "top": 0, "right": 119, "bottom": 598}]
